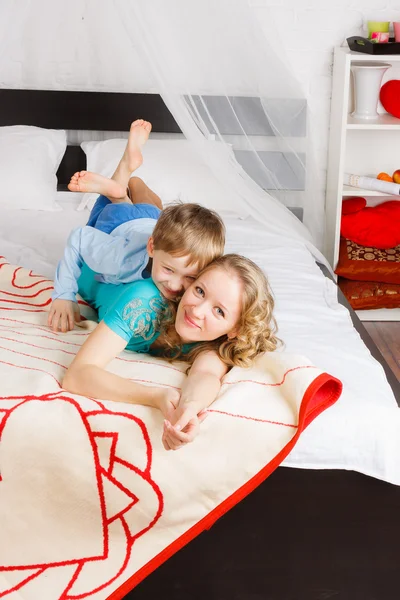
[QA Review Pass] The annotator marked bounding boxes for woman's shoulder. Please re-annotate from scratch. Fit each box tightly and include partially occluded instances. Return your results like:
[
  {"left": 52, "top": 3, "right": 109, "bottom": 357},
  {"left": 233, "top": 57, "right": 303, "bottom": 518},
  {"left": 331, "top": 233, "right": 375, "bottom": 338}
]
[
  {"left": 111, "top": 278, "right": 167, "bottom": 316},
  {"left": 124, "top": 278, "right": 160, "bottom": 298},
  {"left": 102, "top": 278, "right": 168, "bottom": 349}
]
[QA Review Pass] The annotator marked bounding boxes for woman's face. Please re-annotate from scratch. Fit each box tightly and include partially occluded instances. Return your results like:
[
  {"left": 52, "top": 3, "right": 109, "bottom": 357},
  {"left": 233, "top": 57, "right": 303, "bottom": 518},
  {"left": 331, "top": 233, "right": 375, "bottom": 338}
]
[{"left": 174, "top": 266, "right": 243, "bottom": 343}]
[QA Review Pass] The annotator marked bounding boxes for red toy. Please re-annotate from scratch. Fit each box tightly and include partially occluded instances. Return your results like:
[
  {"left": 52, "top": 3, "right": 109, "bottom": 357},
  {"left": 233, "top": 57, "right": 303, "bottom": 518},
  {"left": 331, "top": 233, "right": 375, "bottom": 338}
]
[
  {"left": 341, "top": 197, "right": 400, "bottom": 249},
  {"left": 380, "top": 80, "right": 400, "bottom": 119}
]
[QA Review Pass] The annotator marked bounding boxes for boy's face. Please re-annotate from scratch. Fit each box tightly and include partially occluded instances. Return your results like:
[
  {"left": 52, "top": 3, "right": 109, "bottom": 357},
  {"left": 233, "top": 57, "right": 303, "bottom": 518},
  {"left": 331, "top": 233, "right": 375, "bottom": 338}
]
[{"left": 147, "top": 238, "right": 199, "bottom": 300}]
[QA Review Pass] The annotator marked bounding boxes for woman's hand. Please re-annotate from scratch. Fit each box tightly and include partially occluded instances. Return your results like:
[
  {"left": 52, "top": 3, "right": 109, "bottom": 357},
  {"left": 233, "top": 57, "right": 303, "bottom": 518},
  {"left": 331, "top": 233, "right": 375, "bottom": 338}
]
[
  {"left": 156, "top": 388, "right": 180, "bottom": 422},
  {"left": 162, "top": 403, "right": 208, "bottom": 451},
  {"left": 161, "top": 351, "right": 225, "bottom": 451}
]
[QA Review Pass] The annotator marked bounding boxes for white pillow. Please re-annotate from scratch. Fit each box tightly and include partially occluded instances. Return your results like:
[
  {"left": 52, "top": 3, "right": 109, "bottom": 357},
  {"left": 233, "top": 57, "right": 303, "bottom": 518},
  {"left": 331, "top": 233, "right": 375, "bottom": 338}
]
[
  {"left": 0, "top": 125, "right": 66, "bottom": 211},
  {"left": 78, "top": 138, "right": 242, "bottom": 214}
]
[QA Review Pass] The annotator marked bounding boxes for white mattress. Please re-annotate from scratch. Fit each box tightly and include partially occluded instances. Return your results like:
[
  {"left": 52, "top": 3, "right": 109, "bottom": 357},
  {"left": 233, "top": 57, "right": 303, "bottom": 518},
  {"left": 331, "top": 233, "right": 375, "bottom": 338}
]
[{"left": 1, "top": 192, "right": 399, "bottom": 485}]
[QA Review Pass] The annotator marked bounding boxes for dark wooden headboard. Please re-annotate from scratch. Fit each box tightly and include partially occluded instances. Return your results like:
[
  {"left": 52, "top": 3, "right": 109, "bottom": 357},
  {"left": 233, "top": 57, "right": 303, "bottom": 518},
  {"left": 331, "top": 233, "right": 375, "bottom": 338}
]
[
  {"left": 0, "top": 89, "right": 180, "bottom": 131},
  {"left": 0, "top": 89, "right": 181, "bottom": 188},
  {"left": 0, "top": 88, "right": 308, "bottom": 193}
]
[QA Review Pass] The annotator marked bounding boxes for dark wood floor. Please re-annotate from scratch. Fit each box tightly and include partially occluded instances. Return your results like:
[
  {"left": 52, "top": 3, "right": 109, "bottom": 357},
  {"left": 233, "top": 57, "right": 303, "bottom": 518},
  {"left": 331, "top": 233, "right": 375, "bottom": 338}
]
[{"left": 363, "top": 322, "right": 400, "bottom": 382}]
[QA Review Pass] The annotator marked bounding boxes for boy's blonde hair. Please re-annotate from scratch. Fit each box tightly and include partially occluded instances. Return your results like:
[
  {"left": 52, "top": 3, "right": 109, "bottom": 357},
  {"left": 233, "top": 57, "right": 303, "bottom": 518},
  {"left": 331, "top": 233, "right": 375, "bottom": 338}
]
[
  {"left": 160, "top": 253, "right": 280, "bottom": 368},
  {"left": 152, "top": 202, "right": 225, "bottom": 269}
]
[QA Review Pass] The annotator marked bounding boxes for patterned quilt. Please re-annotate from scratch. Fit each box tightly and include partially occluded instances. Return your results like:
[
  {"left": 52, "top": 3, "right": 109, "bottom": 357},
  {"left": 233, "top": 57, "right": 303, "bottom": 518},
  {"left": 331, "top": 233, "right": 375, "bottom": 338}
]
[{"left": 0, "top": 258, "right": 342, "bottom": 599}]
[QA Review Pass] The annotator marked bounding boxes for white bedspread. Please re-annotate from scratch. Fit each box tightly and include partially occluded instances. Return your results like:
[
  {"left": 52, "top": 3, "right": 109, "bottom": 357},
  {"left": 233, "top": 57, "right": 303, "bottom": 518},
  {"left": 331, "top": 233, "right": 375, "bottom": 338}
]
[
  {"left": 223, "top": 219, "right": 400, "bottom": 483},
  {"left": 1, "top": 193, "right": 399, "bottom": 485},
  {"left": 0, "top": 192, "right": 87, "bottom": 277}
]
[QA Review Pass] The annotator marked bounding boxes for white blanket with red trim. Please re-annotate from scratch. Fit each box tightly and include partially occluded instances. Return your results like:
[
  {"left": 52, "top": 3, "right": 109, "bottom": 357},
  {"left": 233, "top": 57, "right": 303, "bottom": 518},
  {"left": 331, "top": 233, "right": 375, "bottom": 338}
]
[{"left": 0, "top": 260, "right": 341, "bottom": 600}]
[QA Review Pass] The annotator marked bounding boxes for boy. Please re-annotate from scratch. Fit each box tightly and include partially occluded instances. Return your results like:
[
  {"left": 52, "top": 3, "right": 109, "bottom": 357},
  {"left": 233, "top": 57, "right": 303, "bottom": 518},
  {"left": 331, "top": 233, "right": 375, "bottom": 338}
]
[{"left": 48, "top": 120, "right": 225, "bottom": 333}]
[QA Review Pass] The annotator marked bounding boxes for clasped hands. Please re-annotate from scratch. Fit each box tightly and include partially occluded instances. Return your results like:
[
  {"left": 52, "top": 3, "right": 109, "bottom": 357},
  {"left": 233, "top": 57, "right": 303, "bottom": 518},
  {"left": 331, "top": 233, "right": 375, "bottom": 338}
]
[{"left": 161, "top": 400, "right": 208, "bottom": 452}]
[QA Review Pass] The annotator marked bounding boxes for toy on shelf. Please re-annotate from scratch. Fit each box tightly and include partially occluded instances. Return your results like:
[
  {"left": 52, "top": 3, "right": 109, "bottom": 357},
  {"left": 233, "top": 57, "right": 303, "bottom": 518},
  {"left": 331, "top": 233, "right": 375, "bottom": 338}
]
[
  {"left": 380, "top": 80, "right": 400, "bottom": 119},
  {"left": 341, "top": 197, "right": 400, "bottom": 248}
]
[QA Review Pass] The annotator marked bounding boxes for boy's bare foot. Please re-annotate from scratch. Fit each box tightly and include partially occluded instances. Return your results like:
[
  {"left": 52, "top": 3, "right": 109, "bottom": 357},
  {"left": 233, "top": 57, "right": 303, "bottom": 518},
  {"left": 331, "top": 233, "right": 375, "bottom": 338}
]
[
  {"left": 68, "top": 171, "right": 128, "bottom": 202},
  {"left": 112, "top": 119, "right": 152, "bottom": 188}
]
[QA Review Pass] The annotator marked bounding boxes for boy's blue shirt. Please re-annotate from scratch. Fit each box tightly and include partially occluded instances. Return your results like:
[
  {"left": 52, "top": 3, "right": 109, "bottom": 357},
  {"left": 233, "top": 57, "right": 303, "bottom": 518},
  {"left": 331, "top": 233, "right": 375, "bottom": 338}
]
[{"left": 52, "top": 218, "right": 156, "bottom": 302}]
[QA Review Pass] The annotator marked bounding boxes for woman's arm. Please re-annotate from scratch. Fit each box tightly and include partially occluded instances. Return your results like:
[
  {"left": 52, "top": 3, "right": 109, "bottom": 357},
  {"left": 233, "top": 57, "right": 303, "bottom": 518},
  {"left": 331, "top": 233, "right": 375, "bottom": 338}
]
[
  {"left": 180, "top": 351, "right": 228, "bottom": 413},
  {"left": 162, "top": 351, "right": 228, "bottom": 450},
  {"left": 63, "top": 322, "right": 179, "bottom": 417}
]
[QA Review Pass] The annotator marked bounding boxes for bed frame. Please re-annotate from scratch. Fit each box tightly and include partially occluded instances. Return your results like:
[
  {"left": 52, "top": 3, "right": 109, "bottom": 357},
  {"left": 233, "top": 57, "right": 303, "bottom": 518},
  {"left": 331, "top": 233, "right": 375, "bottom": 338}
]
[{"left": 1, "top": 88, "right": 400, "bottom": 600}]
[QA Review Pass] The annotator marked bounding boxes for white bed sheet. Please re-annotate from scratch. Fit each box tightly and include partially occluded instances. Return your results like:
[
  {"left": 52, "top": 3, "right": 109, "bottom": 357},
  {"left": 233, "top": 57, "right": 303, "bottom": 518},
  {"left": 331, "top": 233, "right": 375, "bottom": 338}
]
[
  {"left": 0, "top": 192, "right": 87, "bottom": 278},
  {"left": 1, "top": 195, "right": 399, "bottom": 485}
]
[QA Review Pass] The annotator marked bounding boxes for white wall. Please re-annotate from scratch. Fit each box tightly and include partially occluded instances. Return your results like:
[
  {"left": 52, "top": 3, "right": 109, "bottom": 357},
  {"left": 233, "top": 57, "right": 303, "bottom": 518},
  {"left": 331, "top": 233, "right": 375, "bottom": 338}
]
[
  {"left": 252, "top": 0, "right": 400, "bottom": 186},
  {"left": 1, "top": 0, "right": 400, "bottom": 203}
]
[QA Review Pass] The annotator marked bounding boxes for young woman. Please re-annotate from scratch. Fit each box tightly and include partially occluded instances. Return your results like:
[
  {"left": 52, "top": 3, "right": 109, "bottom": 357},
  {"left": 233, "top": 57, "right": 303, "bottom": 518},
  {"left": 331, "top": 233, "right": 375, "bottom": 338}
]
[{"left": 62, "top": 254, "right": 279, "bottom": 450}]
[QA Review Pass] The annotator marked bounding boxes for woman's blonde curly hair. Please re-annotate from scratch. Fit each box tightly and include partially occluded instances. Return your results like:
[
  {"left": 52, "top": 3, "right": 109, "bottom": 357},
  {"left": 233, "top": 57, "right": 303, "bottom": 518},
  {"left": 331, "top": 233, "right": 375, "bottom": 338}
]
[{"left": 158, "top": 253, "right": 280, "bottom": 368}]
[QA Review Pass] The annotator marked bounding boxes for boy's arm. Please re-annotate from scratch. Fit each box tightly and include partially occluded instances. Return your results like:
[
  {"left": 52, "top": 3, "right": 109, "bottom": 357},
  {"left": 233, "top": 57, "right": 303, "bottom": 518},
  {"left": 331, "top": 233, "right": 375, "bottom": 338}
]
[
  {"left": 49, "top": 227, "right": 133, "bottom": 332},
  {"left": 163, "top": 351, "right": 228, "bottom": 450},
  {"left": 52, "top": 226, "right": 130, "bottom": 302}
]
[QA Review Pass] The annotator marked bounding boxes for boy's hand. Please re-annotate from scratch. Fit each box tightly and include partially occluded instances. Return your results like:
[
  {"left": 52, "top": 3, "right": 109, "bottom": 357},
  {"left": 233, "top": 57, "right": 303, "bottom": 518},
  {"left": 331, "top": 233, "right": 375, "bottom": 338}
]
[{"left": 48, "top": 299, "right": 81, "bottom": 333}]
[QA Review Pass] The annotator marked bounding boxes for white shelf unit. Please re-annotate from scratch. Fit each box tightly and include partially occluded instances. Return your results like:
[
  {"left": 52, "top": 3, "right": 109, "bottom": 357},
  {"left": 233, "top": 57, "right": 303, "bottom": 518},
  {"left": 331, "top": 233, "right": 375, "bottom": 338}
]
[
  {"left": 347, "top": 113, "right": 400, "bottom": 128},
  {"left": 326, "top": 46, "right": 400, "bottom": 321},
  {"left": 342, "top": 184, "right": 391, "bottom": 197},
  {"left": 356, "top": 308, "right": 400, "bottom": 321}
]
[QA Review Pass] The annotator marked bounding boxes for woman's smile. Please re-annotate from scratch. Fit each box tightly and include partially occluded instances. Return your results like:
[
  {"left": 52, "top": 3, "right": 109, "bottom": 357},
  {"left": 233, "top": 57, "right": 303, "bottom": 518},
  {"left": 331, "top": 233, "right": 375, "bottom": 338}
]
[
  {"left": 175, "top": 266, "right": 243, "bottom": 343},
  {"left": 184, "top": 310, "right": 201, "bottom": 329}
]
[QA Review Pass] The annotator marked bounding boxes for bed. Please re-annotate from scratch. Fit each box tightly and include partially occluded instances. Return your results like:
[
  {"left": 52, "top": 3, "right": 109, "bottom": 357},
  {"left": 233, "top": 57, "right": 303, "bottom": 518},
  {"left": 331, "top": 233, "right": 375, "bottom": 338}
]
[{"left": 1, "top": 88, "right": 400, "bottom": 600}]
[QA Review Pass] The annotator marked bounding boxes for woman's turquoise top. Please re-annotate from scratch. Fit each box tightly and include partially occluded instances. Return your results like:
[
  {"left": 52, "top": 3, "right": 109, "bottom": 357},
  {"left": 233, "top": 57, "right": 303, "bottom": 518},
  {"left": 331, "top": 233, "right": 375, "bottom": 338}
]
[{"left": 78, "top": 264, "right": 196, "bottom": 355}]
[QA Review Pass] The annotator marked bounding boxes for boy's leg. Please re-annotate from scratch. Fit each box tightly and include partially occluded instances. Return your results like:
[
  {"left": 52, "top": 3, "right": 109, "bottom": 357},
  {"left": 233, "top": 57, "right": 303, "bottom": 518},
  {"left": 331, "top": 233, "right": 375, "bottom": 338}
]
[
  {"left": 68, "top": 120, "right": 161, "bottom": 233},
  {"left": 89, "top": 177, "right": 162, "bottom": 233},
  {"left": 68, "top": 171, "right": 130, "bottom": 204},
  {"left": 111, "top": 119, "right": 152, "bottom": 194},
  {"left": 69, "top": 171, "right": 163, "bottom": 213},
  {"left": 86, "top": 194, "right": 112, "bottom": 228},
  {"left": 68, "top": 119, "right": 153, "bottom": 205},
  {"left": 128, "top": 177, "right": 163, "bottom": 210}
]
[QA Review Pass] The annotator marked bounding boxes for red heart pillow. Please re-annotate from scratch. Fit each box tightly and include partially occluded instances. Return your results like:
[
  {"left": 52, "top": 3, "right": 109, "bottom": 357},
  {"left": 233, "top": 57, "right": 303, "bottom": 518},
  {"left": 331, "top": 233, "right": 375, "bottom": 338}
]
[
  {"left": 342, "top": 197, "right": 367, "bottom": 215},
  {"left": 341, "top": 200, "right": 400, "bottom": 249},
  {"left": 380, "top": 80, "right": 400, "bottom": 119}
]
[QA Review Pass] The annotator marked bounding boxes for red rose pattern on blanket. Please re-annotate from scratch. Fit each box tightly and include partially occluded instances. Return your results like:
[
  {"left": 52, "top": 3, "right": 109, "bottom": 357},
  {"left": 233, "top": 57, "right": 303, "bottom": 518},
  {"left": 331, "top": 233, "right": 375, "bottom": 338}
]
[
  {"left": 0, "top": 257, "right": 342, "bottom": 599},
  {"left": 0, "top": 394, "right": 162, "bottom": 598}
]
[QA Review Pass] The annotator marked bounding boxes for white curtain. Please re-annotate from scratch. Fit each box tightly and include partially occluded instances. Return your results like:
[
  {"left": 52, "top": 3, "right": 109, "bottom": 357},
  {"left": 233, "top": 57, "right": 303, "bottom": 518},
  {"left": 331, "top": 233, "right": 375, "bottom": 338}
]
[
  {"left": 118, "top": 0, "right": 326, "bottom": 263},
  {"left": 0, "top": 0, "right": 328, "bottom": 265},
  {"left": 1, "top": 0, "right": 327, "bottom": 260}
]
